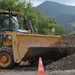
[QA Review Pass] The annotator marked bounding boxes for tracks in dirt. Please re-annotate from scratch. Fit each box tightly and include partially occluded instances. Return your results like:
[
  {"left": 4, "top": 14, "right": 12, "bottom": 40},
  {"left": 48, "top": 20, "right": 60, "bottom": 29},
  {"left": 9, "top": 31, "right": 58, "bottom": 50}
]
[
  {"left": 13, "top": 65, "right": 37, "bottom": 71},
  {"left": 1, "top": 34, "right": 75, "bottom": 71},
  {"left": 46, "top": 53, "right": 75, "bottom": 71},
  {"left": 0, "top": 54, "right": 75, "bottom": 71}
]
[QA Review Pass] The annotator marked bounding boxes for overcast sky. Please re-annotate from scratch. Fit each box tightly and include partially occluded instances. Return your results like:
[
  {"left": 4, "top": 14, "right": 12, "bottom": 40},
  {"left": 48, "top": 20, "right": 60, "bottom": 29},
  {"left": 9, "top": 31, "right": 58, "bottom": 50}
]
[{"left": 28, "top": 0, "right": 75, "bottom": 6}]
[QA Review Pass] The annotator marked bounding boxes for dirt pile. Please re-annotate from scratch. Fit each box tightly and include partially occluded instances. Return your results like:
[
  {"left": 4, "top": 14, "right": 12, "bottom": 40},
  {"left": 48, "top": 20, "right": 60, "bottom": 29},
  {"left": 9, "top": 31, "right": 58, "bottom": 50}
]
[
  {"left": 46, "top": 53, "right": 75, "bottom": 71},
  {"left": 45, "top": 34, "right": 75, "bottom": 71},
  {"left": 52, "top": 34, "right": 75, "bottom": 47},
  {"left": 46, "top": 54, "right": 75, "bottom": 71}
]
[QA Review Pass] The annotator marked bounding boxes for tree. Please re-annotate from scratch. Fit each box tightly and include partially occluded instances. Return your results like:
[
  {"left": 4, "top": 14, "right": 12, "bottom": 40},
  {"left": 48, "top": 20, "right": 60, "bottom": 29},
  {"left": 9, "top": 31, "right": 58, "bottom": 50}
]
[
  {"left": 23, "top": 8, "right": 57, "bottom": 35},
  {"left": 0, "top": 0, "right": 30, "bottom": 28},
  {"left": 54, "top": 24, "right": 68, "bottom": 37},
  {"left": 0, "top": 0, "right": 68, "bottom": 36}
]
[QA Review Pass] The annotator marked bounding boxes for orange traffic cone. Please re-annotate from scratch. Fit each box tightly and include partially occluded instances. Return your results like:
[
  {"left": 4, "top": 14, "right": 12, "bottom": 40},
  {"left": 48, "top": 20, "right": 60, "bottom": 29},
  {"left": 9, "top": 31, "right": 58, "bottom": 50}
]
[{"left": 36, "top": 57, "right": 46, "bottom": 75}]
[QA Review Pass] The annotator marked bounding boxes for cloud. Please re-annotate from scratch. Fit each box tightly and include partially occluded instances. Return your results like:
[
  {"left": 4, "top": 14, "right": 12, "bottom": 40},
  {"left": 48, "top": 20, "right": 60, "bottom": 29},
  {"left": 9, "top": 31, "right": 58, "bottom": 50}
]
[
  {"left": 49, "top": 0, "right": 75, "bottom": 4},
  {"left": 30, "top": 0, "right": 45, "bottom": 6},
  {"left": 29, "top": 0, "right": 75, "bottom": 6}
]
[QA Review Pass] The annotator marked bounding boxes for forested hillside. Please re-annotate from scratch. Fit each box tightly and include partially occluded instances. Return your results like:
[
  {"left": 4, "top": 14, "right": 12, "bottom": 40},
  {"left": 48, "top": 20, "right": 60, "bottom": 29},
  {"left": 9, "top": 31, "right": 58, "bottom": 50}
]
[
  {"left": 0, "top": 0, "right": 68, "bottom": 36},
  {"left": 36, "top": 1, "right": 75, "bottom": 30}
]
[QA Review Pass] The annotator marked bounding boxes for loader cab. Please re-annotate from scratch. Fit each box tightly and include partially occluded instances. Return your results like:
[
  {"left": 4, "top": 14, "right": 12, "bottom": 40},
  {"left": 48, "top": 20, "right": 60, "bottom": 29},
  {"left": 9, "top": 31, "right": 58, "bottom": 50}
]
[
  {"left": 0, "top": 10, "right": 34, "bottom": 46},
  {"left": 0, "top": 10, "right": 19, "bottom": 45}
]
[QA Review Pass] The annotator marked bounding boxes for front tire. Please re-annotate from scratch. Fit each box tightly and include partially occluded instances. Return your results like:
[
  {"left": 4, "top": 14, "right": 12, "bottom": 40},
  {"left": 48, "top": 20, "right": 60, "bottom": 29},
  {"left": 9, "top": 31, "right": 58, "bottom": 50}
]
[{"left": 0, "top": 47, "right": 14, "bottom": 69}]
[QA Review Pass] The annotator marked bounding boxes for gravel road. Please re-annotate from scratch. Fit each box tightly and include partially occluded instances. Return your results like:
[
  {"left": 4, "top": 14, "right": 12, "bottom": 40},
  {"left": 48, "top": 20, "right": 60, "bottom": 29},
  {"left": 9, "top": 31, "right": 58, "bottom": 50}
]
[
  {"left": 1, "top": 34, "right": 75, "bottom": 75},
  {"left": 1, "top": 70, "right": 75, "bottom": 75}
]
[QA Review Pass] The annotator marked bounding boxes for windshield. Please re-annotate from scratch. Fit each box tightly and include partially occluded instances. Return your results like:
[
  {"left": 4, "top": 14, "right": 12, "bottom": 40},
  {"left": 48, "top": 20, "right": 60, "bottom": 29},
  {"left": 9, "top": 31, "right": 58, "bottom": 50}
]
[
  {"left": 10, "top": 16, "right": 19, "bottom": 29},
  {"left": 0, "top": 14, "right": 19, "bottom": 31}
]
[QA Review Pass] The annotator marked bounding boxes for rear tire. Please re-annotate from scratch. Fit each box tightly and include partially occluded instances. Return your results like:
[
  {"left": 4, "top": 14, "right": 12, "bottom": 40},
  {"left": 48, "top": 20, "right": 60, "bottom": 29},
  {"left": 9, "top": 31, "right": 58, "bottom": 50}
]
[{"left": 0, "top": 47, "right": 14, "bottom": 69}]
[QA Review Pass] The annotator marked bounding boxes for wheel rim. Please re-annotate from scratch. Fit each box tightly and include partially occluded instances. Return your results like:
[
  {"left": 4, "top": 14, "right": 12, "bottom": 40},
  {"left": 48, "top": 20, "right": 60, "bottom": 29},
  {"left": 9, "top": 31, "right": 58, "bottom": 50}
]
[{"left": 0, "top": 52, "right": 11, "bottom": 67}]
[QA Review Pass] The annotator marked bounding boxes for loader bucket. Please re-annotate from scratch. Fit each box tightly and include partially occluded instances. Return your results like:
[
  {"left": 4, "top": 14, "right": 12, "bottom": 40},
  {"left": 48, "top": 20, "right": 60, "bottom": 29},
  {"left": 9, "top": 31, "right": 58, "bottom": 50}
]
[
  {"left": 3, "top": 31, "right": 63, "bottom": 63},
  {"left": 16, "top": 34, "right": 63, "bottom": 63},
  {"left": 22, "top": 47, "right": 75, "bottom": 62}
]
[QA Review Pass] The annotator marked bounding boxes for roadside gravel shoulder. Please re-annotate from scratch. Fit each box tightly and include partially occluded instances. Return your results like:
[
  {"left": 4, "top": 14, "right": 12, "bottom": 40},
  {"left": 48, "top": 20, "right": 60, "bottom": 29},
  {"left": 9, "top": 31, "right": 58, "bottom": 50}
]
[{"left": 1, "top": 70, "right": 75, "bottom": 75}]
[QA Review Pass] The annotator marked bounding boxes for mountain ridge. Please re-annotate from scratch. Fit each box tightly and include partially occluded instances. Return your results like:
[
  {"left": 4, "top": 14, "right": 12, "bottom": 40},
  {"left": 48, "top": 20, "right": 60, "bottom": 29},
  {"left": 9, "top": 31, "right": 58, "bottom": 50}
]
[{"left": 35, "top": 1, "right": 75, "bottom": 30}]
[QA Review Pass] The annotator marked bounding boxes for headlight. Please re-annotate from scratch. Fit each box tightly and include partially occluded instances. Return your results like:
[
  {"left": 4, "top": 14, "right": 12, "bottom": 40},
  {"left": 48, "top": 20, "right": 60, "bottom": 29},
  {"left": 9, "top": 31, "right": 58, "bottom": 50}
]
[{"left": 7, "top": 35, "right": 12, "bottom": 40}]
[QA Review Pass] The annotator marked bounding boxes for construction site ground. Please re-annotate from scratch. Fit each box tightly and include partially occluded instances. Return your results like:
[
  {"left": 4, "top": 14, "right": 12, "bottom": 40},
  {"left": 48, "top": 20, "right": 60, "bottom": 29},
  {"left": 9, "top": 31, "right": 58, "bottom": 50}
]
[
  {"left": 1, "top": 70, "right": 75, "bottom": 75},
  {"left": 0, "top": 66, "right": 75, "bottom": 75},
  {"left": 0, "top": 52, "right": 75, "bottom": 75},
  {"left": 1, "top": 34, "right": 75, "bottom": 75}
]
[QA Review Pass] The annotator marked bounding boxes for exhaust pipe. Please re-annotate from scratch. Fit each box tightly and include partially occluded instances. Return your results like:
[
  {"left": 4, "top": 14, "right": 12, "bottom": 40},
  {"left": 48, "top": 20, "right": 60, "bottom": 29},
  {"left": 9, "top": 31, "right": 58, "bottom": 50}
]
[{"left": 24, "top": 17, "right": 34, "bottom": 34}]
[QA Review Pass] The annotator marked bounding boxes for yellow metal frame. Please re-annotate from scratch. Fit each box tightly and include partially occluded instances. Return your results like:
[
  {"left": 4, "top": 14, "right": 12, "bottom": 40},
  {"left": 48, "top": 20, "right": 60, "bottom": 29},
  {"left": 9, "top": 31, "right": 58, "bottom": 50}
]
[{"left": 3, "top": 31, "right": 62, "bottom": 63}]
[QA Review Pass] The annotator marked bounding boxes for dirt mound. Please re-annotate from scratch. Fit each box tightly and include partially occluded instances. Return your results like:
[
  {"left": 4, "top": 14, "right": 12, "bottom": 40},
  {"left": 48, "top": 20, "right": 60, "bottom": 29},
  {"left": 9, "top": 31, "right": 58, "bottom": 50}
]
[
  {"left": 45, "top": 34, "right": 75, "bottom": 71},
  {"left": 46, "top": 53, "right": 75, "bottom": 71},
  {"left": 51, "top": 34, "right": 75, "bottom": 47},
  {"left": 64, "top": 34, "right": 75, "bottom": 45}
]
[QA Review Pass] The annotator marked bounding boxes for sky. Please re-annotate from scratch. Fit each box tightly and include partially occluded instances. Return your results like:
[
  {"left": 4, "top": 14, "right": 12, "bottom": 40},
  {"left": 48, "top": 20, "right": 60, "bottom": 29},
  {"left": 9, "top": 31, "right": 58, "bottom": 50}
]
[{"left": 28, "top": 0, "right": 75, "bottom": 6}]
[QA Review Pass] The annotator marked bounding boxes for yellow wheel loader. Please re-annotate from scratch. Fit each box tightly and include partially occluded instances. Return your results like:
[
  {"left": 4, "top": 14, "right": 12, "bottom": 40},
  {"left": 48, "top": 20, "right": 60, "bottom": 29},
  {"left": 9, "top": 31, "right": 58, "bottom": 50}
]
[{"left": 0, "top": 10, "right": 62, "bottom": 68}]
